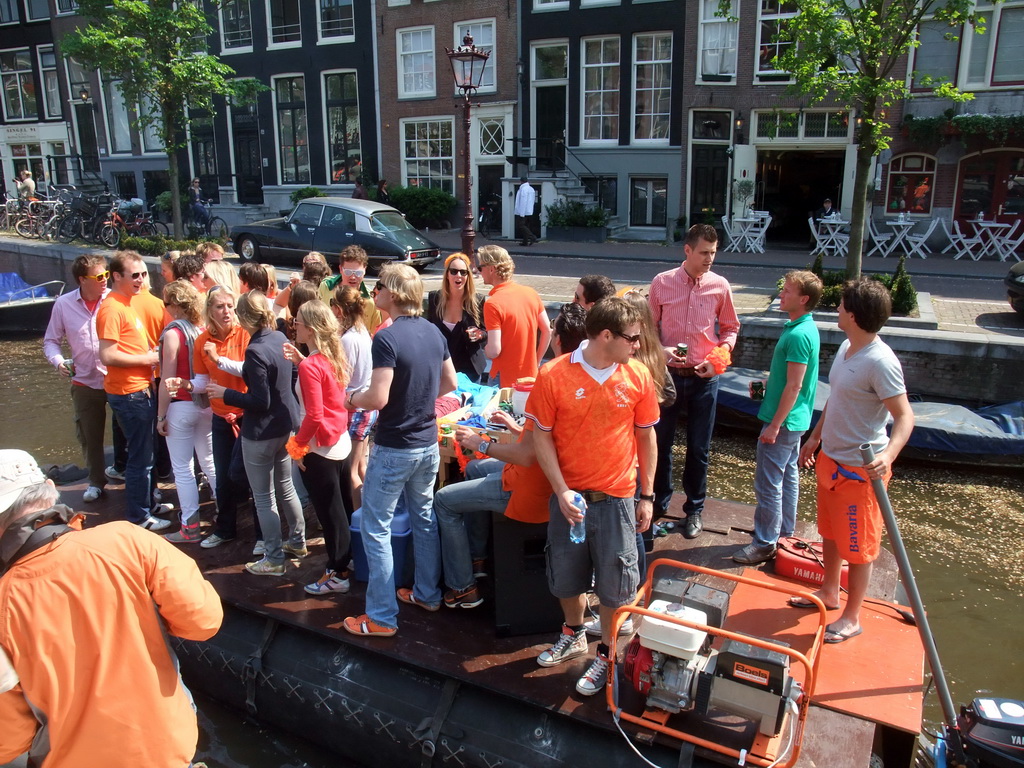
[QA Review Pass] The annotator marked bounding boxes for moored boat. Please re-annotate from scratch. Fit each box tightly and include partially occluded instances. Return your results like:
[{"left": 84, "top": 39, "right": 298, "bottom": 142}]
[{"left": 0, "top": 273, "right": 64, "bottom": 334}]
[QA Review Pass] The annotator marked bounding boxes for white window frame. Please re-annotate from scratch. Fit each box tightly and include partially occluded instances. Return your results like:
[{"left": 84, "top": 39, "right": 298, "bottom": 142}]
[
  {"left": 397, "top": 26, "right": 436, "bottom": 99},
  {"left": 580, "top": 35, "right": 620, "bottom": 145},
  {"left": 219, "top": 0, "right": 254, "bottom": 55},
  {"left": 453, "top": 18, "right": 496, "bottom": 94},
  {"left": 139, "top": 93, "right": 163, "bottom": 154},
  {"left": 953, "top": 2, "right": 1024, "bottom": 90},
  {"left": 100, "top": 77, "right": 132, "bottom": 154},
  {"left": 631, "top": 32, "right": 672, "bottom": 144},
  {"left": 756, "top": 0, "right": 797, "bottom": 80},
  {"left": 24, "top": 0, "right": 47, "bottom": 21},
  {"left": 387, "top": 0, "right": 410, "bottom": 5},
  {"left": 321, "top": 68, "right": 361, "bottom": 183},
  {"left": 400, "top": 116, "right": 455, "bottom": 193},
  {"left": 55, "top": 0, "right": 76, "bottom": 15},
  {"left": 272, "top": 73, "right": 310, "bottom": 185},
  {"left": 580, "top": 0, "right": 619, "bottom": 7},
  {"left": 699, "top": 0, "right": 738, "bottom": 83},
  {"left": 533, "top": 0, "right": 569, "bottom": 11},
  {"left": 266, "top": 0, "right": 302, "bottom": 50},
  {"left": 0, "top": 47, "right": 37, "bottom": 121},
  {"left": 0, "top": 0, "right": 19, "bottom": 25},
  {"left": 317, "top": 0, "right": 355, "bottom": 45},
  {"left": 38, "top": 45, "right": 61, "bottom": 119},
  {"left": 753, "top": 109, "right": 852, "bottom": 143}
]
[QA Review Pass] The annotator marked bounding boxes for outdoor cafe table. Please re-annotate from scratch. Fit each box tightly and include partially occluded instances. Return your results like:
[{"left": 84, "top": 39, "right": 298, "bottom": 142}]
[
  {"left": 817, "top": 218, "right": 849, "bottom": 257},
  {"left": 973, "top": 220, "right": 1013, "bottom": 261},
  {"left": 731, "top": 217, "right": 761, "bottom": 252},
  {"left": 885, "top": 219, "right": 916, "bottom": 255}
]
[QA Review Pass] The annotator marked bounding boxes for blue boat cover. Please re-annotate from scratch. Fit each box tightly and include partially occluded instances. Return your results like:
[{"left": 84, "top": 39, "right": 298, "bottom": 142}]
[
  {"left": 0, "top": 273, "right": 47, "bottom": 303},
  {"left": 718, "top": 367, "right": 1024, "bottom": 458}
]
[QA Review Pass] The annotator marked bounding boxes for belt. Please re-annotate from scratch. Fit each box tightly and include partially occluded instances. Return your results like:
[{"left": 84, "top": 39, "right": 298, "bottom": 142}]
[
  {"left": 671, "top": 367, "right": 699, "bottom": 378},
  {"left": 578, "top": 490, "right": 608, "bottom": 504}
]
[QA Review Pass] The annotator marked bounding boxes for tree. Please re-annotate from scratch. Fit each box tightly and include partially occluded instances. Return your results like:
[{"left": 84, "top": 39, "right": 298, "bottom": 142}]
[
  {"left": 61, "top": 0, "right": 264, "bottom": 238},
  {"left": 724, "top": 0, "right": 978, "bottom": 277}
]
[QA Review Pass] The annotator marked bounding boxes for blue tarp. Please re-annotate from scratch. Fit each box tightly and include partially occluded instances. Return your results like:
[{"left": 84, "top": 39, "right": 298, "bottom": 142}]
[
  {"left": 0, "top": 273, "right": 47, "bottom": 303},
  {"left": 718, "top": 367, "right": 1024, "bottom": 459}
]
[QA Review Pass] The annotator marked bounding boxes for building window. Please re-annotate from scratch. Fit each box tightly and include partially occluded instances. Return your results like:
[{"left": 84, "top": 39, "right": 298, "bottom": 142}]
[
  {"left": 582, "top": 36, "right": 619, "bottom": 142},
  {"left": 190, "top": 115, "right": 217, "bottom": 178},
  {"left": 10, "top": 142, "right": 43, "bottom": 182},
  {"left": 56, "top": 0, "right": 77, "bottom": 14},
  {"left": 630, "top": 177, "right": 667, "bottom": 227},
  {"left": 803, "top": 110, "right": 849, "bottom": 138},
  {"left": 221, "top": 0, "right": 253, "bottom": 50},
  {"left": 0, "top": 0, "right": 17, "bottom": 23},
  {"left": 455, "top": 20, "right": 495, "bottom": 92},
  {"left": 633, "top": 32, "right": 672, "bottom": 142},
  {"left": 38, "top": 45, "right": 60, "bottom": 119},
  {"left": 319, "top": 0, "right": 354, "bottom": 42},
  {"left": 582, "top": 175, "right": 617, "bottom": 215},
  {"left": 140, "top": 93, "right": 163, "bottom": 152},
  {"left": 534, "top": 43, "right": 568, "bottom": 80},
  {"left": 757, "top": 0, "right": 797, "bottom": 75},
  {"left": 103, "top": 79, "right": 132, "bottom": 153},
  {"left": 398, "top": 27, "right": 435, "bottom": 98},
  {"left": 268, "top": 0, "right": 301, "bottom": 46},
  {"left": 0, "top": 49, "right": 37, "bottom": 120},
  {"left": 886, "top": 154, "right": 936, "bottom": 215},
  {"left": 24, "top": 0, "right": 47, "bottom": 21},
  {"left": 534, "top": 0, "right": 569, "bottom": 9},
  {"left": 324, "top": 71, "right": 361, "bottom": 183},
  {"left": 49, "top": 141, "right": 69, "bottom": 184},
  {"left": 479, "top": 117, "right": 503, "bottom": 156},
  {"left": 692, "top": 110, "right": 731, "bottom": 140},
  {"left": 992, "top": 6, "right": 1024, "bottom": 85},
  {"left": 911, "top": 19, "right": 960, "bottom": 91},
  {"left": 402, "top": 118, "right": 454, "bottom": 193},
  {"left": 700, "top": 0, "right": 737, "bottom": 80},
  {"left": 275, "top": 76, "right": 309, "bottom": 184}
]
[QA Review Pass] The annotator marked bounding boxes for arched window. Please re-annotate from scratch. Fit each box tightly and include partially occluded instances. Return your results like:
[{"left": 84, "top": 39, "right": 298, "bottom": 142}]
[{"left": 886, "top": 154, "right": 936, "bottom": 215}]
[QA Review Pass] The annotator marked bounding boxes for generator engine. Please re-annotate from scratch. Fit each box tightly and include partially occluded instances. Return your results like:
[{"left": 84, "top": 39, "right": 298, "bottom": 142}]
[{"left": 622, "top": 578, "right": 801, "bottom": 737}]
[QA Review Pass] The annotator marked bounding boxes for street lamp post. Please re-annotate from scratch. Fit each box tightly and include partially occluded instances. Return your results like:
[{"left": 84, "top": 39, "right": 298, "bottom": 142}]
[{"left": 446, "top": 33, "right": 490, "bottom": 259}]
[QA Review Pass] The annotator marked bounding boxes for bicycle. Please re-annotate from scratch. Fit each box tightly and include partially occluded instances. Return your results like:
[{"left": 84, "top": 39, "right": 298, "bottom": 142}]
[
  {"left": 94, "top": 199, "right": 161, "bottom": 248},
  {"left": 478, "top": 193, "right": 501, "bottom": 238},
  {"left": 15, "top": 197, "right": 68, "bottom": 240},
  {"left": 185, "top": 199, "right": 228, "bottom": 241},
  {"left": 57, "top": 192, "right": 113, "bottom": 244}
]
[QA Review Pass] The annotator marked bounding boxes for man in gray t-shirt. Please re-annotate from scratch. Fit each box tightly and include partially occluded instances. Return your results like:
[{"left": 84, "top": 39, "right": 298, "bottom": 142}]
[{"left": 797, "top": 278, "right": 914, "bottom": 644}]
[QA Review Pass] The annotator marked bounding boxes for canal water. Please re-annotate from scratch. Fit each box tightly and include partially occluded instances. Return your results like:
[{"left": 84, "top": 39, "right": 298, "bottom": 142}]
[{"left": 1, "top": 336, "right": 1021, "bottom": 765}]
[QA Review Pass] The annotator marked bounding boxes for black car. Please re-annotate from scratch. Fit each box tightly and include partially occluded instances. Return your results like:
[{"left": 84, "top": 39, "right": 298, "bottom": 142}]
[
  {"left": 1006, "top": 260, "right": 1024, "bottom": 315},
  {"left": 230, "top": 198, "right": 442, "bottom": 270}
]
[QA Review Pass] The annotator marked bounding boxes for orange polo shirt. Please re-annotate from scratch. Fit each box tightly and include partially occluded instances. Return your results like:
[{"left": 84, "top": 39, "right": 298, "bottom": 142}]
[
  {"left": 95, "top": 292, "right": 154, "bottom": 395},
  {"left": 501, "top": 421, "right": 551, "bottom": 524},
  {"left": 526, "top": 352, "right": 659, "bottom": 498},
  {"left": 193, "top": 324, "right": 249, "bottom": 419},
  {"left": 484, "top": 281, "right": 545, "bottom": 384}
]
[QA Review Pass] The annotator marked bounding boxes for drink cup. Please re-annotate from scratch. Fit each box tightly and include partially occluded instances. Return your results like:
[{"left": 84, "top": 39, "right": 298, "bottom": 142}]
[{"left": 749, "top": 379, "right": 766, "bottom": 401}]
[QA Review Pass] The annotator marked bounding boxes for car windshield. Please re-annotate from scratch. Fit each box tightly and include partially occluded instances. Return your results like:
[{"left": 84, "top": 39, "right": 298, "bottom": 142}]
[{"left": 369, "top": 212, "right": 415, "bottom": 235}]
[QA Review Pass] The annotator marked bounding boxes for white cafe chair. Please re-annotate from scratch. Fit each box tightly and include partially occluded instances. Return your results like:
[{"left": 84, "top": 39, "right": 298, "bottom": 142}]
[
  {"left": 808, "top": 217, "right": 827, "bottom": 255},
  {"left": 997, "top": 220, "right": 1023, "bottom": 262},
  {"left": 721, "top": 215, "right": 740, "bottom": 252},
  {"left": 904, "top": 218, "right": 939, "bottom": 259},
  {"left": 751, "top": 215, "right": 772, "bottom": 253},
  {"left": 866, "top": 219, "right": 894, "bottom": 258},
  {"left": 940, "top": 219, "right": 983, "bottom": 261}
]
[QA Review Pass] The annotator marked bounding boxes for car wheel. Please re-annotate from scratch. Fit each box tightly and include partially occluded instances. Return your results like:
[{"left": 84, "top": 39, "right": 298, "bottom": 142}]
[
  {"left": 237, "top": 236, "right": 259, "bottom": 263},
  {"left": 1010, "top": 294, "right": 1024, "bottom": 315}
]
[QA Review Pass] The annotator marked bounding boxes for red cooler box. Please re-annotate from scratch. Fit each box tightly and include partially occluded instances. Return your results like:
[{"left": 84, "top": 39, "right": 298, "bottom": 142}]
[
  {"left": 775, "top": 537, "right": 849, "bottom": 590},
  {"left": 350, "top": 507, "right": 413, "bottom": 586}
]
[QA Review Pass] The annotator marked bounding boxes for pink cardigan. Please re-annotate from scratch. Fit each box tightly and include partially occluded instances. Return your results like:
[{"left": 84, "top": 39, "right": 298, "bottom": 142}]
[{"left": 294, "top": 353, "right": 349, "bottom": 448}]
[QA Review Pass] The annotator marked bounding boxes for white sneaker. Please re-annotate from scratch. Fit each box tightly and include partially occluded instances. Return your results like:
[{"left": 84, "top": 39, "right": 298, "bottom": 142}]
[
  {"left": 201, "top": 533, "right": 233, "bottom": 549},
  {"left": 537, "top": 625, "right": 589, "bottom": 667},
  {"left": 304, "top": 570, "right": 350, "bottom": 595},
  {"left": 575, "top": 654, "right": 610, "bottom": 696},
  {"left": 583, "top": 615, "right": 635, "bottom": 638},
  {"left": 151, "top": 503, "right": 174, "bottom": 517},
  {"left": 105, "top": 466, "right": 125, "bottom": 482},
  {"left": 139, "top": 515, "right": 172, "bottom": 532},
  {"left": 82, "top": 486, "right": 104, "bottom": 503},
  {"left": 252, "top": 540, "right": 266, "bottom": 556}
]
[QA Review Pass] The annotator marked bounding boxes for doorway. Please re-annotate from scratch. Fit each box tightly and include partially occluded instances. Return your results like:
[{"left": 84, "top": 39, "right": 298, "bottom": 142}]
[
  {"left": 757, "top": 149, "right": 844, "bottom": 243},
  {"left": 956, "top": 151, "right": 1024, "bottom": 224},
  {"left": 690, "top": 144, "right": 730, "bottom": 228},
  {"left": 535, "top": 87, "right": 566, "bottom": 171}
]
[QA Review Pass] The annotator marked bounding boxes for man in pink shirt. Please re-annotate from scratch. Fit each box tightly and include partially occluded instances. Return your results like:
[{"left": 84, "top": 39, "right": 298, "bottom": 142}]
[
  {"left": 647, "top": 224, "right": 740, "bottom": 539},
  {"left": 43, "top": 254, "right": 112, "bottom": 503}
]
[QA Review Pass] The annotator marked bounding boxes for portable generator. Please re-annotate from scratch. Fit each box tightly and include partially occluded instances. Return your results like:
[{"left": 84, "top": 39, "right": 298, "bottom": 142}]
[{"left": 621, "top": 576, "right": 802, "bottom": 738}]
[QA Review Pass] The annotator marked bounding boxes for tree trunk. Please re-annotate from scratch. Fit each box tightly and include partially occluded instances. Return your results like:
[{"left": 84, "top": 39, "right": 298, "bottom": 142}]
[
  {"left": 163, "top": 101, "right": 183, "bottom": 239},
  {"left": 845, "top": 97, "right": 880, "bottom": 279}
]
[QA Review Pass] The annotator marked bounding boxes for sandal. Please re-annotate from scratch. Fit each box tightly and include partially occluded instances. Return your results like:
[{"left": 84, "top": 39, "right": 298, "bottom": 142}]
[
  {"left": 824, "top": 624, "right": 862, "bottom": 644},
  {"left": 788, "top": 596, "right": 840, "bottom": 611}
]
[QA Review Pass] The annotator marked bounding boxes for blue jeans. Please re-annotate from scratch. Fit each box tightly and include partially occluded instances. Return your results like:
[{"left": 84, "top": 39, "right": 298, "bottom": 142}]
[
  {"left": 434, "top": 460, "right": 509, "bottom": 591},
  {"left": 107, "top": 389, "right": 155, "bottom": 523},
  {"left": 465, "top": 458, "right": 502, "bottom": 559},
  {"left": 752, "top": 426, "right": 804, "bottom": 547},
  {"left": 210, "top": 414, "right": 258, "bottom": 540},
  {"left": 240, "top": 435, "right": 305, "bottom": 564},
  {"left": 361, "top": 443, "right": 441, "bottom": 629},
  {"left": 653, "top": 373, "right": 719, "bottom": 517}
]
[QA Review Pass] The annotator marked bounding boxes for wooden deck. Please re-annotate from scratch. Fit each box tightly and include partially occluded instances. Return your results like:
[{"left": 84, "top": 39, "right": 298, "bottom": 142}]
[{"left": 63, "top": 473, "right": 924, "bottom": 768}]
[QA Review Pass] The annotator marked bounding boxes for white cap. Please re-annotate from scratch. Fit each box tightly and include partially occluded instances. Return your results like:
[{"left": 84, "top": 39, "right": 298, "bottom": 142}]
[{"left": 0, "top": 449, "right": 46, "bottom": 515}]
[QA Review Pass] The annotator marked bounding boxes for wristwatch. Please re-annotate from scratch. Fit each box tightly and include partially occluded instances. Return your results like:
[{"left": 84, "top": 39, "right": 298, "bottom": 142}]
[
  {"left": 478, "top": 440, "right": 491, "bottom": 455},
  {"left": 638, "top": 493, "right": 655, "bottom": 502}
]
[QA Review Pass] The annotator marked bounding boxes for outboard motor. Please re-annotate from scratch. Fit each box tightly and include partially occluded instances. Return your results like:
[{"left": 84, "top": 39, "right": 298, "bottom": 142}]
[{"left": 956, "top": 698, "right": 1024, "bottom": 768}]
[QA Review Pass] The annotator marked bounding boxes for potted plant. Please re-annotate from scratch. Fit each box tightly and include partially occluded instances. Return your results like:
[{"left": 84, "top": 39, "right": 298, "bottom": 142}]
[
  {"left": 283, "top": 186, "right": 326, "bottom": 216},
  {"left": 733, "top": 179, "right": 755, "bottom": 218},
  {"left": 544, "top": 198, "right": 609, "bottom": 243}
]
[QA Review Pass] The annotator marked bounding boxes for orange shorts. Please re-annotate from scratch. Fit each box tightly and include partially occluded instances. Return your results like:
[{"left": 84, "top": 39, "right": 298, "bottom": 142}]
[{"left": 815, "top": 453, "right": 889, "bottom": 565}]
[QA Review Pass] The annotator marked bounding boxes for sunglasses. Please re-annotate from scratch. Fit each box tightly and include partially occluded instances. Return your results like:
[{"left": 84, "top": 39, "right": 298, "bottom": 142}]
[
  {"left": 613, "top": 330, "right": 643, "bottom": 344},
  {"left": 448, "top": 268, "right": 469, "bottom": 277},
  {"left": 84, "top": 271, "right": 109, "bottom": 283},
  {"left": 120, "top": 271, "right": 147, "bottom": 279},
  {"left": 342, "top": 268, "right": 365, "bottom": 277}
]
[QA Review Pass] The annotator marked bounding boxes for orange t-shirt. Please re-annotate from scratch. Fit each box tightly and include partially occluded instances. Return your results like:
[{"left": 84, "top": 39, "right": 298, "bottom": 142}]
[
  {"left": 501, "top": 421, "right": 552, "bottom": 524},
  {"left": 193, "top": 325, "right": 249, "bottom": 419},
  {"left": 484, "top": 281, "right": 544, "bottom": 385},
  {"left": 526, "top": 352, "right": 659, "bottom": 498},
  {"left": 95, "top": 292, "right": 154, "bottom": 395},
  {"left": 134, "top": 290, "right": 170, "bottom": 347}
]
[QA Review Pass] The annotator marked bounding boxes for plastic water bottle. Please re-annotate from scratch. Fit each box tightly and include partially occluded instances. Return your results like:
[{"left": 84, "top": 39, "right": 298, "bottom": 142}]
[{"left": 569, "top": 493, "right": 587, "bottom": 544}]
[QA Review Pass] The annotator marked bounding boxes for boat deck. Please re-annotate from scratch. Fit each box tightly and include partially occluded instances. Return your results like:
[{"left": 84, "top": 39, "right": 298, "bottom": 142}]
[{"left": 64, "top": 477, "right": 924, "bottom": 768}]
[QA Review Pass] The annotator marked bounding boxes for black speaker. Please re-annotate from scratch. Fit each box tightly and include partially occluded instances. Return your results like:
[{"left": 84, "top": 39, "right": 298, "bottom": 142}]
[{"left": 491, "top": 512, "right": 564, "bottom": 637}]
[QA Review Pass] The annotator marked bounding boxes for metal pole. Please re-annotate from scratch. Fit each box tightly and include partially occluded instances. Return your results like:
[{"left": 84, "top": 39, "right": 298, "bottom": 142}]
[
  {"left": 858, "top": 443, "right": 965, "bottom": 763},
  {"left": 460, "top": 93, "right": 476, "bottom": 258}
]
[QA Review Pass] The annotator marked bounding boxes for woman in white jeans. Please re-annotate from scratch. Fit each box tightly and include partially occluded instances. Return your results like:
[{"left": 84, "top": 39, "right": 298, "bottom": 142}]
[{"left": 158, "top": 279, "right": 216, "bottom": 543}]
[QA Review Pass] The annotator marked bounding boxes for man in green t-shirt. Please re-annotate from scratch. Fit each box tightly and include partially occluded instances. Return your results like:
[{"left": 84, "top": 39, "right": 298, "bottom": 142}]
[{"left": 733, "top": 270, "right": 823, "bottom": 564}]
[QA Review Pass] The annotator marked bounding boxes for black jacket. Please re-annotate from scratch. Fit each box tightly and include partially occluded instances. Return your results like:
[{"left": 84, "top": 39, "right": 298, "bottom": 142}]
[
  {"left": 426, "top": 290, "right": 487, "bottom": 383},
  {"left": 223, "top": 327, "right": 299, "bottom": 440}
]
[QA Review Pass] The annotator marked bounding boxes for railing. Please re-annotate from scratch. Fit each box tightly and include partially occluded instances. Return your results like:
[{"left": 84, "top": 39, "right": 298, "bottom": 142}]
[
  {"left": 45, "top": 153, "right": 107, "bottom": 192},
  {"left": 270, "top": 21, "right": 301, "bottom": 44},
  {"left": 509, "top": 136, "right": 616, "bottom": 212}
]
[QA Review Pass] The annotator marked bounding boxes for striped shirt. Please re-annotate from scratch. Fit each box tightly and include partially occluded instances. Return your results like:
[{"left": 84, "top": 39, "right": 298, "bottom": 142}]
[{"left": 648, "top": 266, "right": 740, "bottom": 366}]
